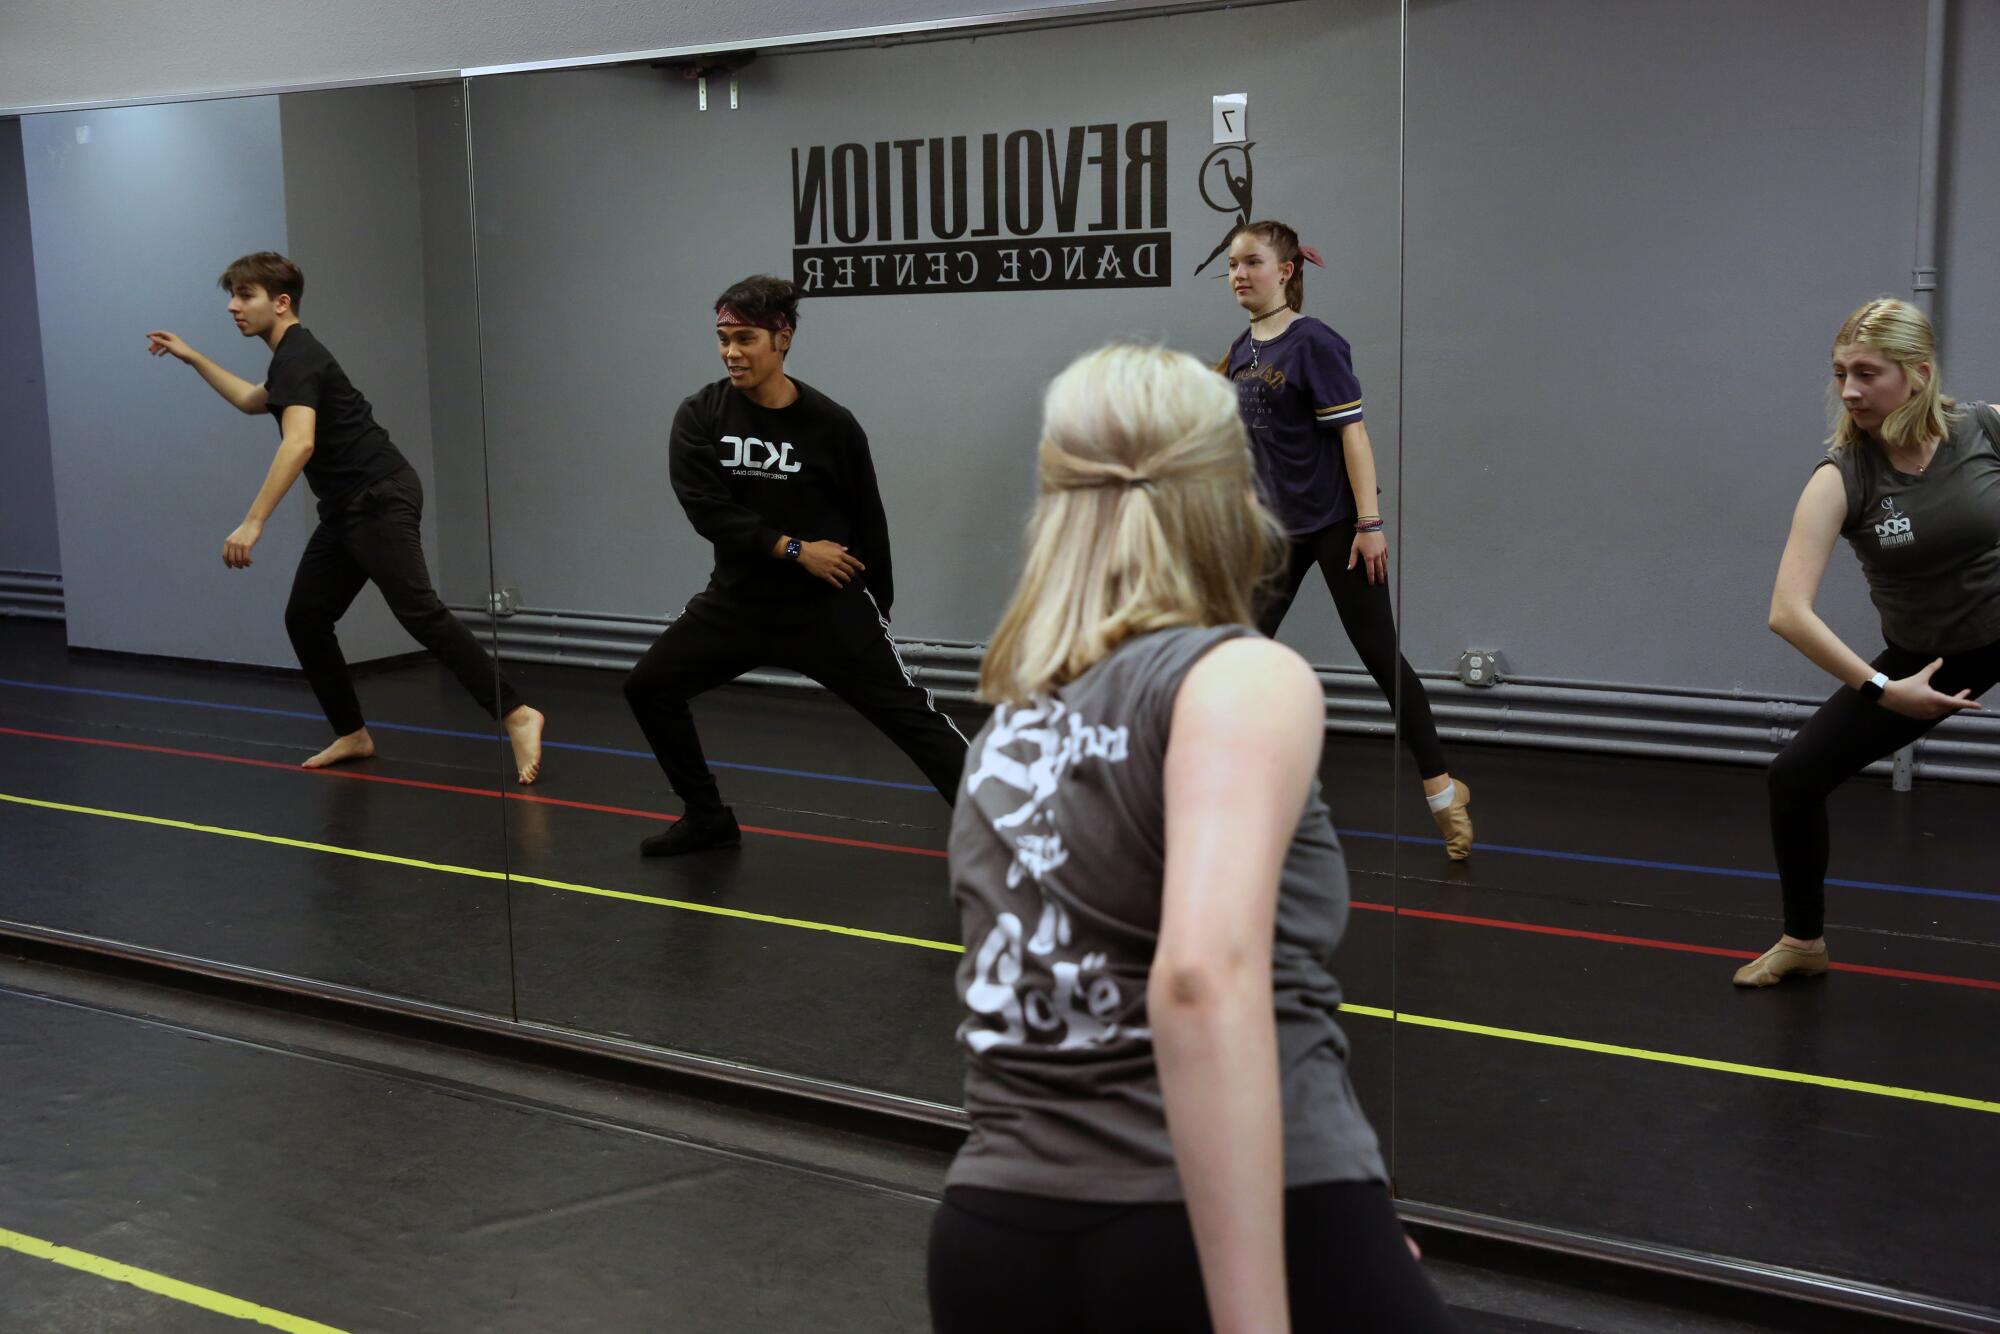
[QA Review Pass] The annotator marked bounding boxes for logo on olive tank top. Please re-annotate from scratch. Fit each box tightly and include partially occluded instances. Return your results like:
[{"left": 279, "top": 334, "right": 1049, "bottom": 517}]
[{"left": 1875, "top": 497, "right": 1915, "bottom": 549}]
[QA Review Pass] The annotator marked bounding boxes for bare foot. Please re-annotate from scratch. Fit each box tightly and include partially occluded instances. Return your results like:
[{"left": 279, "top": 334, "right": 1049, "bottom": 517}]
[
  {"left": 505, "top": 706, "right": 545, "bottom": 785},
  {"left": 303, "top": 729, "right": 375, "bottom": 770}
]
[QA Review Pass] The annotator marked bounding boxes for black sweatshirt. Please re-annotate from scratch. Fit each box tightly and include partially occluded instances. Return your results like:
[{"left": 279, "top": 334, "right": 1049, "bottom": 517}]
[{"left": 667, "top": 377, "right": 895, "bottom": 614}]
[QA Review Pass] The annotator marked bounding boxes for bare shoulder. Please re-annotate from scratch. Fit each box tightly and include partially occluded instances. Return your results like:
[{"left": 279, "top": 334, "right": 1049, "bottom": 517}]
[{"left": 1177, "top": 635, "right": 1322, "bottom": 725}]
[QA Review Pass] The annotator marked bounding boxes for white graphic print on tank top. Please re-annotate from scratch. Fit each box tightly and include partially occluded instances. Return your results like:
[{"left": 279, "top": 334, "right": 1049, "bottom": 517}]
[{"left": 958, "top": 698, "right": 1146, "bottom": 1055}]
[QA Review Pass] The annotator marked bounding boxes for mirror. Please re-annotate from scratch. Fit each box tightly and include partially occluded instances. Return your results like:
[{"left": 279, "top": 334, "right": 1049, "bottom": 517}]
[
  {"left": 1391, "top": 0, "right": 1997, "bottom": 1313},
  {"left": 467, "top": 0, "right": 1408, "bottom": 1111},
  {"left": 0, "top": 83, "right": 518, "bottom": 1016}
]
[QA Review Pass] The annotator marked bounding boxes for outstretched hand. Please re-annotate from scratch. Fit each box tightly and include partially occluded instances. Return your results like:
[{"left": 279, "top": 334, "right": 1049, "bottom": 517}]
[
  {"left": 147, "top": 331, "right": 196, "bottom": 363},
  {"left": 1882, "top": 658, "right": 1980, "bottom": 720},
  {"left": 798, "top": 540, "right": 865, "bottom": 589}
]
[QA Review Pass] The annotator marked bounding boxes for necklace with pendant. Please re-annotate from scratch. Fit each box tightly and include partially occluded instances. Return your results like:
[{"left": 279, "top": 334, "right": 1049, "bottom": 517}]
[{"left": 1248, "top": 304, "right": 1287, "bottom": 371}]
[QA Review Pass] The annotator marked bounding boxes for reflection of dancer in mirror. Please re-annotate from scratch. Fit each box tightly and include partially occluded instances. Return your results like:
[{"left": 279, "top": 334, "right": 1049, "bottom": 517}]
[
  {"left": 1745, "top": 299, "right": 1999, "bottom": 987},
  {"left": 929, "top": 346, "right": 1453, "bottom": 1333},
  {"left": 1220, "top": 220, "right": 1473, "bottom": 858},
  {"left": 147, "top": 252, "right": 545, "bottom": 782},
  {"left": 623, "top": 276, "right": 969, "bottom": 857}
]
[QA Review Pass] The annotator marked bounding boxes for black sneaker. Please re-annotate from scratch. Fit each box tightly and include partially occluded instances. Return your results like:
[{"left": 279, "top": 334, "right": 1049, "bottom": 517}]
[{"left": 639, "top": 807, "right": 741, "bottom": 857}]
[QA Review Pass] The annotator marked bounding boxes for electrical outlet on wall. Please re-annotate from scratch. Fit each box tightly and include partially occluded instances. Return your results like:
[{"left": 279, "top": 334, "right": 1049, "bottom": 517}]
[
  {"left": 489, "top": 587, "right": 522, "bottom": 617},
  {"left": 1458, "top": 649, "right": 1508, "bottom": 687}
]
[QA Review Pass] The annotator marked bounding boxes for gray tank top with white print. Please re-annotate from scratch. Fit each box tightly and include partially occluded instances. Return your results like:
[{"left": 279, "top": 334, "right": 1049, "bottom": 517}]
[
  {"left": 944, "top": 624, "right": 1386, "bottom": 1203},
  {"left": 1822, "top": 403, "right": 2000, "bottom": 656}
]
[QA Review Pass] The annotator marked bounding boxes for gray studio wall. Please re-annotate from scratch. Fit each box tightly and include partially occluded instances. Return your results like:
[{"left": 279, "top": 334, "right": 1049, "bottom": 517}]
[
  {"left": 276, "top": 82, "right": 486, "bottom": 659},
  {"left": 470, "top": 0, "right": 1401, "bottom": 663},
  {"left": 0, "top": 119, "right": 60, "bottom": 576},
  {"left": 1398, "top": 0, "right": 1983, "bottom": 698},
  {"left": 24, "top": 97, "right": 302, "bottom": 665},
  {"left": 2, "top": 1, "right": 1206, "bottom": 112},
  {"left": 1939, "top": 0, "right": 1999, "bottom": 388},
  {"left": 413, "top": 83, "right": 494, "bottom": 609}
]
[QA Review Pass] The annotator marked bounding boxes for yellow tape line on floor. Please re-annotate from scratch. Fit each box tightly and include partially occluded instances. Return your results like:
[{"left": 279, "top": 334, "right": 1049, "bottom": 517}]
[
  {"left": 0, "top": 1225, "right": 346, "bottom": 1333},
  {"left": 1338, "top": 1005, "right": 2000, "bottom": 1114},
  {"left": 0, "top": 793, "right": 957, "bottom": 952},
  {"left": 6, "top": 791, "right": 1997, "bottom": 1116}
]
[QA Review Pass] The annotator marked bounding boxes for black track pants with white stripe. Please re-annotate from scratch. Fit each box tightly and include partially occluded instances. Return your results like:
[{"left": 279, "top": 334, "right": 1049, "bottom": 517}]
[{"left": 623, "top": 584, "right": 970, "bottom": 813}]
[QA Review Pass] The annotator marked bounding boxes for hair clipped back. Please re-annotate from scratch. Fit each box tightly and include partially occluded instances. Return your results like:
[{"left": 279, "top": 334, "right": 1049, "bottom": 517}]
[
  {"left": 1828, "top": 297, "right": 1958, "bottom": 453},
  {"left": 979, "top": 344, "right": 1286, "bottom": 703},
  {"left": 218, "top": 252, "right": 304, "bottom": 311},
  {"left": 714, "top": 274, "right": 802, "bottom": 330}
]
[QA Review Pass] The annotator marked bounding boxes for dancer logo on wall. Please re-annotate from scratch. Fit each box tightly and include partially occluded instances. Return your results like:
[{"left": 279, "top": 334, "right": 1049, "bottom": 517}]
[
  {"left": 1192, "top": 142, "right": 1254, "bottom": 278},
  {"left": 791, "top": 122, "right": 1171, "bottom": 297}
]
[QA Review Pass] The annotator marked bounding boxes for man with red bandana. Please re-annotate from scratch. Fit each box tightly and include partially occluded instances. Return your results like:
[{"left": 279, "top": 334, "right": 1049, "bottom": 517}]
[{"left": 621, "top": 274, "right": 969, "bottom": 856}]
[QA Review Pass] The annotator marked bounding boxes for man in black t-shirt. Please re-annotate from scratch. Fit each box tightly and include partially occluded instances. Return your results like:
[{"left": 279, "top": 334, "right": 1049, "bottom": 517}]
[
  {"left": 622, "top": 274, "right": 969, "bottom": 855},
  {"left": 147, "top": 251, "right": 546, "bottom": 782}
]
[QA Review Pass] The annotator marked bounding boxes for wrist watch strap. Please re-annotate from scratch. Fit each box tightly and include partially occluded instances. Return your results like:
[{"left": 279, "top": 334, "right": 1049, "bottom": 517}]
[{"left": 1859, "top": 672, "right": 1888, "bottom": 701}]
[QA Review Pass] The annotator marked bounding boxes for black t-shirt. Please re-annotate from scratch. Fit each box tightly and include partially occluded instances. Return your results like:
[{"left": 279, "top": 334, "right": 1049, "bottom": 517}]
[
  {"left": 667, "top": 377, "right": 895, "bottom": 614},
  {"left": 263, "top": 324, "right": 409, "bottom": 519}
]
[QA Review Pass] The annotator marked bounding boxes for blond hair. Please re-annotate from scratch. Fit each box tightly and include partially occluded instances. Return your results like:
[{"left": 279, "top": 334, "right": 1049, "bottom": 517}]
[
  {"left": 979, "top": 344, "right": 1286, "bottom": 704},
  {"left": 1827, "top": 297, "right": 1959, "bottom": 453}
]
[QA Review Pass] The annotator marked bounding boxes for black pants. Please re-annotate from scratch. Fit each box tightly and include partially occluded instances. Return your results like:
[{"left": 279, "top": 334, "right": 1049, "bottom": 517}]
[
  {"left": 622, "top": 586, "right": 969, "bottom": 812},
  {"left": 1768, "top": 638, "right": 2000, "bottom": 938},
  {"left": 928, "top": 1181, "right": 1457, "bottom": 1333},
  {"left": 1259, "top": 519, "right": 1449, "bottom": 780},
  {"left": 285, "top": 466, "right": 523, "bottom": 737}
]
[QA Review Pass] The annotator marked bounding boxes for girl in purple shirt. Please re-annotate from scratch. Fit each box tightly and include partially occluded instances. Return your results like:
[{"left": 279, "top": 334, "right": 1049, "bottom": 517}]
[{"left": 1222, "top": 219, "right": 1474, "bottom": 858}]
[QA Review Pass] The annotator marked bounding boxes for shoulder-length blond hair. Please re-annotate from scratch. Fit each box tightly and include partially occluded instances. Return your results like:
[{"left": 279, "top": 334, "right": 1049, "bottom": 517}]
[
  {"left": 1827, "top": 297, "right": 1960, "bottom": 453},
  {"left": 979, "top": 344, "right": 1286, "bottom": 704}
]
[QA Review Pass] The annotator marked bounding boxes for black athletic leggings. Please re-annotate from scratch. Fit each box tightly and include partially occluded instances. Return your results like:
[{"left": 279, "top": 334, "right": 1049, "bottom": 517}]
[
  {"left": 1259, "top": 518, "right": 1449, "bottom": 780},
  {"left": 928, "top": 1181, "right": 1456, "bottom": 1333},
  {"left": 623, "top": 585, "right": 968, "bottom": 812},
  {"left": 1769, "top": 637, "right": 2000, "bottom": 938},
  {"left": 285, "top": 466, "right": 523, "bottom": 737}
]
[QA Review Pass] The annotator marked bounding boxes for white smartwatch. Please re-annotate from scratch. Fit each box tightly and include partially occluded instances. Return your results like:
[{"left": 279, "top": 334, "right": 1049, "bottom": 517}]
[{"left": 1858, "top": 672, "right": 1889, "bottom": 703}]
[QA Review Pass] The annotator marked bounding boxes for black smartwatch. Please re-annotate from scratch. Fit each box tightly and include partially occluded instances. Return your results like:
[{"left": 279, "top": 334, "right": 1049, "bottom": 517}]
[
  {"left": 1858, "top": 671, "right": 1888, "bottom": 703},
  {"left": 784, "top": 537, "right": 802, "bottom": 561}
]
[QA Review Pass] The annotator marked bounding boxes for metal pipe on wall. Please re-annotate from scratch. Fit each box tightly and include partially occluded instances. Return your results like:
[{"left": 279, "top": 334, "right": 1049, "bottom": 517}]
[
  {"left": 1912, "top": 0, "right": 1948, "bottom": 317},
  {"left": 455, "top": 604, "right": 1999, "bottom": 782}
]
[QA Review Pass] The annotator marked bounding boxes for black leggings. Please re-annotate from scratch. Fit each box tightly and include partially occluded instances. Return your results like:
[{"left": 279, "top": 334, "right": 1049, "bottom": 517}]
[
  {"left": 285, "top": 466, "right": 523, "bottom": 736},
  {"left": 928, "top": 1181, "right": 1456, "bottom": 1333},
  {"left": 623, "top": 586, "right": 968, "bottom": 812},
  {"left": 1259, "top": 519, "right": 1449, "bottom": 780},
  {"left": 1768, "top": 638, "right": 2000, "bottom": 938}
]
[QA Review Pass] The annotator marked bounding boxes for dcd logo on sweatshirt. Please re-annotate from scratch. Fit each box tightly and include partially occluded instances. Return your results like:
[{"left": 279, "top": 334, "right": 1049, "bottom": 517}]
[{"left": 721, "top": 435, "right": 802, "bottom": 476}]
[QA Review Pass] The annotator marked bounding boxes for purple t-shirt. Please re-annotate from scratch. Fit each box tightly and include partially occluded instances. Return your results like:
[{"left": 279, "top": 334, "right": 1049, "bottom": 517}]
[{"left": 1225, "top": 316, "right": 1365, "bottom": 537}]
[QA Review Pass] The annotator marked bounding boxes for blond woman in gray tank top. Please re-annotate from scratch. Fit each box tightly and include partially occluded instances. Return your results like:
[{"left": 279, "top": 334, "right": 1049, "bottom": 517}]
[
  {"left": 1747, "top": 298, "right": 2000, "bottom": 986},
  {"left": 930, "top": 345, "right": 1454, "bottom": 1332}
]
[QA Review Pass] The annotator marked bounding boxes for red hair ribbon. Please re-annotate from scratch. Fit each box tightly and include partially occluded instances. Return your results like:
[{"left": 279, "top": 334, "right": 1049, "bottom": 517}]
[{"left": 1296, "top": 245, "right": 1327, "bottom": 268}]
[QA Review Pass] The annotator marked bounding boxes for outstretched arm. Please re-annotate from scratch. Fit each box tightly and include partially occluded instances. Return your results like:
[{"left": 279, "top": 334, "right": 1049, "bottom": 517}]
[
  {"left": 148, "top": 331, "right": 268, "bottom": 415},
  {"left": 223, "top": 405, "right": 314, "bottom": 568},
  {"left": 1769, "top": 464, "right": 1975, "bottom": 719},
  {"left": 1153, "top": 636, "right": 1322, "bottom": 1334}
]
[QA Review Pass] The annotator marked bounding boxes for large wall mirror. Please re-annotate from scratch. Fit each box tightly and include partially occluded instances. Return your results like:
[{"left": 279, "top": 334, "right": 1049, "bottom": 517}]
[
  {"left": 1391, "top": 0, "right": 1998, "bottom": 1315},
  {"left": 0, "top": 82, "right": 519, "bottom": 1017},
  {"left": 464, "top": 0, "right": 1408, "bottom": 1112}
]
